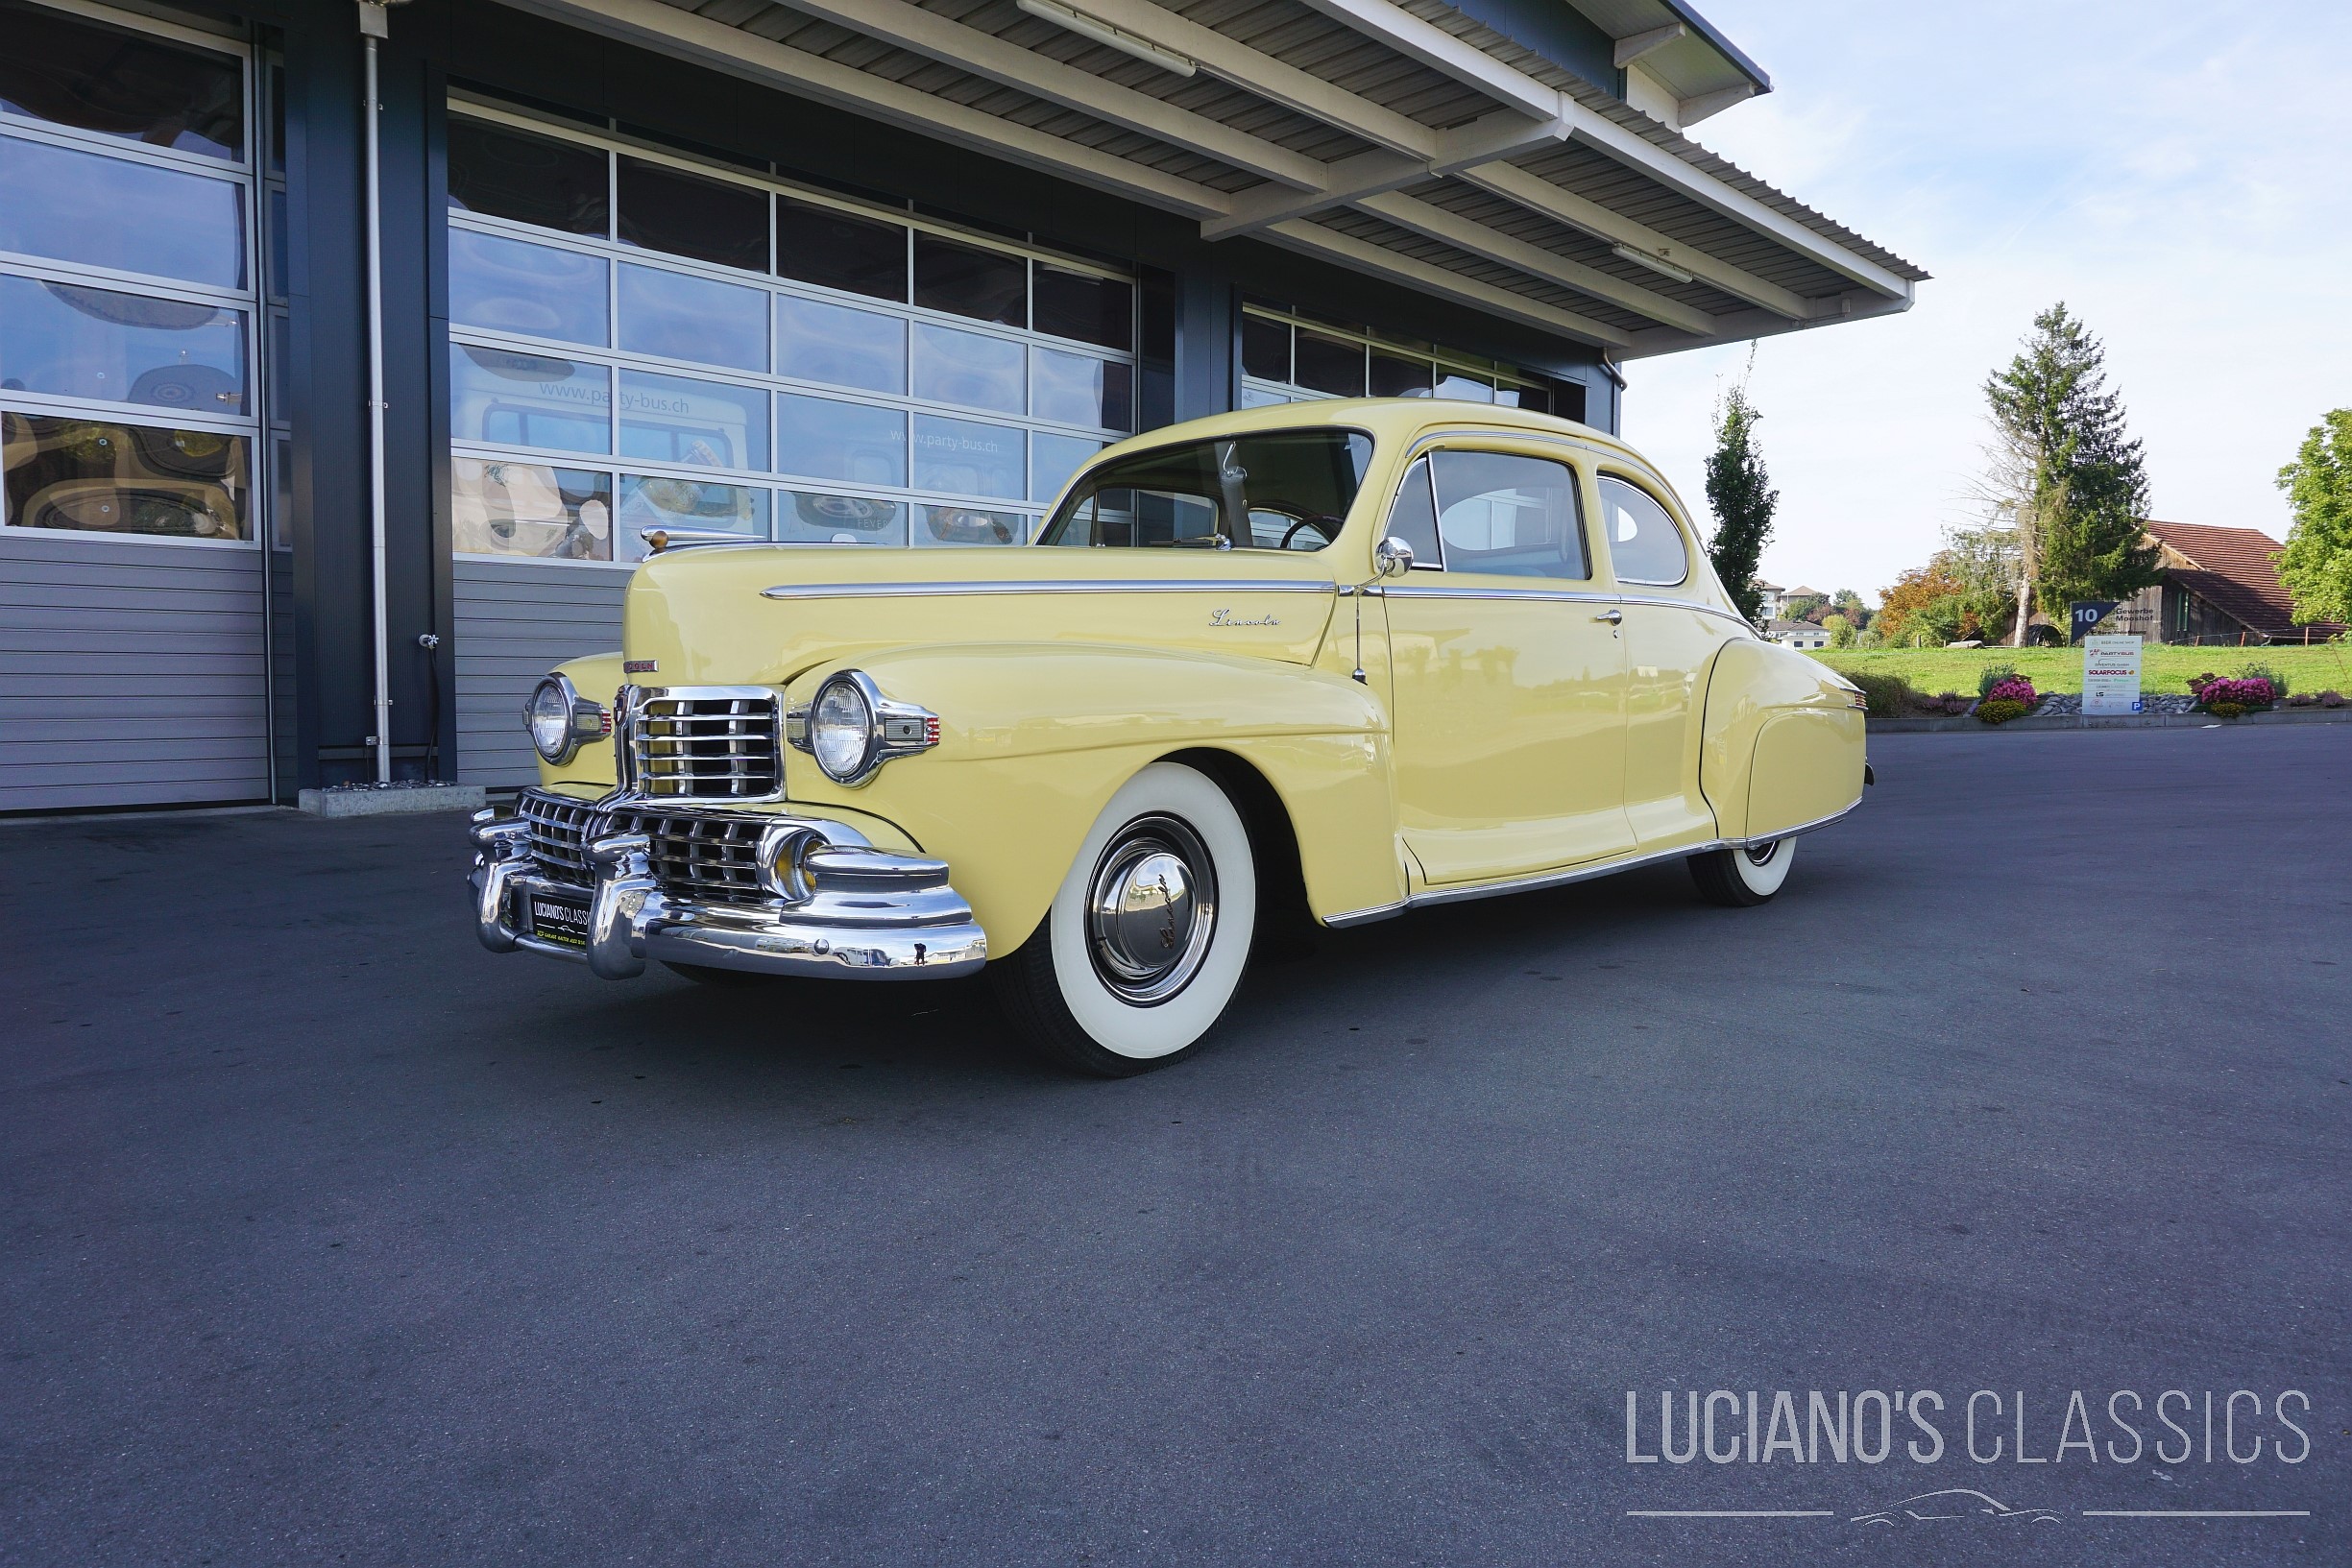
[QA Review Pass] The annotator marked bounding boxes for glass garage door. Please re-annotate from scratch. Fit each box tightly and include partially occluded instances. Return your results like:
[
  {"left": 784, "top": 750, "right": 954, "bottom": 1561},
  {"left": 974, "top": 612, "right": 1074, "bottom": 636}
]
[
  {"left": 0, "top": 0, "right": 274, "bottom": 811},
  {"left": 444, "top": 100, "right": 1138, "bottom": 784}
]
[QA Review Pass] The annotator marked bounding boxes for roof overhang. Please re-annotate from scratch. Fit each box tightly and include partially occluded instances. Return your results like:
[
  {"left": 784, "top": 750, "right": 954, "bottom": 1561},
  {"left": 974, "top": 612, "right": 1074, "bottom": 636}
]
[{"left": 489, "top": 0, "right": 1927, "bottom": 360}]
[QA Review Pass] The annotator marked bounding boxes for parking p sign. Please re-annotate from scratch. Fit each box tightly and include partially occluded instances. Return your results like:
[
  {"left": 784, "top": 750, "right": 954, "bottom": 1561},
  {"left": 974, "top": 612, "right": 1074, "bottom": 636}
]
[{"left": 2082, "top": 634, "right": 2144, "bottom": 715}]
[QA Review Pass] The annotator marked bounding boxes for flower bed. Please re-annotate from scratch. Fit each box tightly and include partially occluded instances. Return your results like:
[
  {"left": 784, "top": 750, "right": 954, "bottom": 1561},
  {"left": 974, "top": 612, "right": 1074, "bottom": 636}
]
[
  {"left": 2191, "top": 674, "right": 2281, "bottom": 715},
  {"left": 1976, "top": 674, "right": 2040, "bottom": 724}
]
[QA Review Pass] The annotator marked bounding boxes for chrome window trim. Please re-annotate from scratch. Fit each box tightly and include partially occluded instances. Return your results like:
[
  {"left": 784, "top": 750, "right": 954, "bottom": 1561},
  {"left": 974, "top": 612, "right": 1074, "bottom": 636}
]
[
  {"left": 1594, "top": 471, "right": 1694, "bottom": 589},
  {"left": 761, "top": 578, "right": 1337, "bottom": 600},
  {"left": 1615, "top": 594, "right": 1758, "bottom": 632},
  {"left": 1321, "top": 801, "right": 1861, "bottom": 928},
  {"left": 1379, "top": 584, "right": 1619, "bottom": 605}
]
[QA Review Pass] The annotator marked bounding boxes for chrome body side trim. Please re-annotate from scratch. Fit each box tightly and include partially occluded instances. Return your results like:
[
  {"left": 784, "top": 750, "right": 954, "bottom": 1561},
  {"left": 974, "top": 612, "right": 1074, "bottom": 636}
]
[
  {"left": 1380, "top": 584, "right": 1620, "bottom": 604},
  {"left": 469, "top": 797, "right": 986, "bottom": 981},
  {"left": 1614, "top": 593, "right": 1758, "bottom": 631},
  {"left": 1317, "top": 800, "right": 1860, "bottom": 927},
  {"left": 760, "top": 578, "right": 1337, "bottom": 600}
]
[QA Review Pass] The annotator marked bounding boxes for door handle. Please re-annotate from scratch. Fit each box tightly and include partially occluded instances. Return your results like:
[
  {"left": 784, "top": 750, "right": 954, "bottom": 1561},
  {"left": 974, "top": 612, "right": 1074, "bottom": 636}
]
[{"left": 1593, "top": 609, "right": 1623, "bottom": 624}]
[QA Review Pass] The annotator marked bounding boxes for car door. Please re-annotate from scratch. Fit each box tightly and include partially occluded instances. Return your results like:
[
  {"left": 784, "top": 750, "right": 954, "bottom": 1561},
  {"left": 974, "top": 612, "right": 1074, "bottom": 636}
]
[
  {"left": 1379, "top": 445, "right": 1634, "bottom": 885},
  {"left": 1597, "top": 471, "right": 1735, "bottom": 849}
]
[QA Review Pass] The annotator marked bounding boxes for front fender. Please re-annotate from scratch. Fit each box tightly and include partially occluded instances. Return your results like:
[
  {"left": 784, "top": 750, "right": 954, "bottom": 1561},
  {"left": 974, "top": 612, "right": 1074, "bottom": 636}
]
[
  {"left": 789, "top": 643, "right": 1398, "bottom": 945},
  {"left": 537, "top": 651, "right": 625, "bottom": 792},
  {"left": 1699, "top": 641, "right": 1866, "bottom": 841}
]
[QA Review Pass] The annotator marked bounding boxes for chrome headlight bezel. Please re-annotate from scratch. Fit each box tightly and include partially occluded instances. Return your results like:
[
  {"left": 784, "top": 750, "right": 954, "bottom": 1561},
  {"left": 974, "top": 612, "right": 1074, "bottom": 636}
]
[
  {"left": 523, "top": 671, "right": 611, "bottom": 765},
  {"left": 786, "top": 668, "right": 940, "bottom": 787}
]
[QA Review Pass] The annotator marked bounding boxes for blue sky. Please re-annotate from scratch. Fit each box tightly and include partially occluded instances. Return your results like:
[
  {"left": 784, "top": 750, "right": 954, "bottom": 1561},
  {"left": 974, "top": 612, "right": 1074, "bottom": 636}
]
[{"left": 1617, "top": 0, "right": 2352, "bottom": 602}]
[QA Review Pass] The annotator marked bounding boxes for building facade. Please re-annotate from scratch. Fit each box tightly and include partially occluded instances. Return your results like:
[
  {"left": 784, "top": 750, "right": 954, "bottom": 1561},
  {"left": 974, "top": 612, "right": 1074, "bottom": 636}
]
[{"left": 0, "top": 0, "right": 1923, "bottom": 810}]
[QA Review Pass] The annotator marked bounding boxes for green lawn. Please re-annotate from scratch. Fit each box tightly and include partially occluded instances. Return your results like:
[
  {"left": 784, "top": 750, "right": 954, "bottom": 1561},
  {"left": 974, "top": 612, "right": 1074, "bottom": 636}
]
[{"left": 1811, "top": 642, "right": 2352, "bottom": 698}]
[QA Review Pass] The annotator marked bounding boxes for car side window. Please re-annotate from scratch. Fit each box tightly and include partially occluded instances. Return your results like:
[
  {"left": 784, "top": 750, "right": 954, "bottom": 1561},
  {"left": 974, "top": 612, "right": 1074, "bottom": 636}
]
[
  {"left": 1599, "top": 475, "right": 1689, "bottom": 586},
  {"left": 1382, "top": 455, "right": 1442, "bottom": 567},
  {"left": 1428, "top": 449, "right": 1588, "bottom": 580}
]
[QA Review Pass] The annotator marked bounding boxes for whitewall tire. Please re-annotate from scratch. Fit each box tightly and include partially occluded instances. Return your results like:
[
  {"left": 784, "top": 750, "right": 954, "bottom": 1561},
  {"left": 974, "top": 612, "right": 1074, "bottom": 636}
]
[
  {"left": 990, "top": 761, "right": 1257, "bottom": 1076},
  {"left": 1687, "top": 837, "right": 1796, "bottom": 907}
]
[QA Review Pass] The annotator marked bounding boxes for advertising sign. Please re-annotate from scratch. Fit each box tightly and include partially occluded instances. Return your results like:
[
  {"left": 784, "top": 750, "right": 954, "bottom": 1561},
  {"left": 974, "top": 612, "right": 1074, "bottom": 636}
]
[
  {"left": 2071, "top": 600, "right": 2119, "bottom": 641},
  {"left": 2082, "top": 634, "right": 2144, "bottom": 715}
]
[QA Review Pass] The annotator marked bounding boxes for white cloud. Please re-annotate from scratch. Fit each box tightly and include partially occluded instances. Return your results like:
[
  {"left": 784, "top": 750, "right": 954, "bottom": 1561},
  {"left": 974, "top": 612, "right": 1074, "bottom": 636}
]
[{"left": 1619, "top": 0, "right": 2352, "bottom": 603}]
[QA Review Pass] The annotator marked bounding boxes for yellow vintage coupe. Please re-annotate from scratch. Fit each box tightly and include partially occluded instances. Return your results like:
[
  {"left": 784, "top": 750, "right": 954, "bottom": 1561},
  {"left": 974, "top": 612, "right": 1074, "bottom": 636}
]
[{"left": 470, "top": 399, "right": 1867, "bottom": 1074}]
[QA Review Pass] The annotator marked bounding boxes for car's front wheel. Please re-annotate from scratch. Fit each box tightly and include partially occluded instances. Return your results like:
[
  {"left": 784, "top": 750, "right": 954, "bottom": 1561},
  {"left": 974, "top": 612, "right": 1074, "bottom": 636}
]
[
  {"left": 990, "top": 761, "right": 1257, "bottom": 1076},
  {"left": 1687, "top": 837, "right": 1796, "bottom": 906}
]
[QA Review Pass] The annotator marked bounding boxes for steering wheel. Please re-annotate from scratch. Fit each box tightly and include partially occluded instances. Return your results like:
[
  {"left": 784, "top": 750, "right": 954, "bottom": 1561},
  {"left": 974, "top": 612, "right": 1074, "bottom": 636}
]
[{"left": 1278, "top": 514, "right": 1342, "bottom": 550}]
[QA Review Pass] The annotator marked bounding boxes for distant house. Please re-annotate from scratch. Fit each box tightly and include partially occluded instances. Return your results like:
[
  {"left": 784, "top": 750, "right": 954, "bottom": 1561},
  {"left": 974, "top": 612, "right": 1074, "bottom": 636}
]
[
  {"left": 2104, "top": 521, "right": 2344, "bottom": 645},
  {"left": 1767, "top": 619, "right": 1831, "bottom": 650},
  {"left": 1753, "top": 580, "right": 1783, "bottom": 622},
  {"left": 1781, "top": 585, "right": 1826, "bottom": 617}
]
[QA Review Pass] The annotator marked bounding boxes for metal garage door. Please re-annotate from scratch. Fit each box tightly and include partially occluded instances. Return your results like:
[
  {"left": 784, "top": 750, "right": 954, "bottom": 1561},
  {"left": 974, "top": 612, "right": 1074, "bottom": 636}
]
[{"left": 453, "top": 556, "right": 625, "bottom": 786}]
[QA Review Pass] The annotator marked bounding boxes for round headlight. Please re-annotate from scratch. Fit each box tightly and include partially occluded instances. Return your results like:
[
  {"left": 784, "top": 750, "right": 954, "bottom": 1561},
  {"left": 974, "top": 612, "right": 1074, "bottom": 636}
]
[
  {"left": 809, "top": 675, "right": 877, "bottom": 784},
  {"left": 526, "top": 677, "right": 575, "bottom": 762}
]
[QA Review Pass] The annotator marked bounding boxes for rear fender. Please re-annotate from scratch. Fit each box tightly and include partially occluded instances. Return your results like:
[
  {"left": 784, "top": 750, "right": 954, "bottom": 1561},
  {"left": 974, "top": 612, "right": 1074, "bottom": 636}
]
[{"left": 1700, "top": 640, "right": 1866, "bottom": 841}]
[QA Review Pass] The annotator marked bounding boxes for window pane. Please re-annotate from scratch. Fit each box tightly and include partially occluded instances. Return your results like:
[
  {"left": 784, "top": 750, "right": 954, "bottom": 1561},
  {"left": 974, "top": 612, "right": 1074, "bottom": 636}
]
[
  {"left": 447, "top": 119, "right": 608, "bottom": 236},
  {"left": 1038, "top": 430, "right": 1370, "bottom": 551},
  {"left": 779, "top": 489, "right": 905, "bottom": 546},
  {"left": 776, "top": 199, "right": 905, "bottom": 302},
  {"left": 1031, "top": 348, "right": 1128, "bottom": 430},
  {"left": 775, "top": 394, "right": 904, "bottom": 486},
  {"left": 1031, "top": 432, "right": 1102, "bottom": 503},
  {"left": 775, "top": 294, "right": 903, "bottom": 394},
  {"left": 618, "top": 370, "right": 765, "bottom": 471},
  {"left": 451, "top": 458, "right": 611, "bottom": 560},
  {"left": 449, "top": 230, "right": 607, "bottom": 346},
  {"left": 3, "top": 412, "right": 248, "bottom": 539},
  {"left": 1435, "top": 373, "right": 1493, "bottom": 403},
  {"left": 1495, "top": 384, "right": 1549, "bottom": 415},
  {"left": 1428, "top": 449, "right": 1587, "bottom": 580},
  {"left": 912, "top": 235, "right": 1024, "bottom": 326},
  {"left": 1381, "top": 456, "right": 1440, "bottom": 567},
  {"left": 915, "top": 505, "right": 1025, "bottom": 547},
  {"left": 1237, "top": 383, "right": 1289, "bottom": 409},
  {"left": 0, "top": 276, "right": 247, "bottom": 414},
  {"left": 1598, "top": 475, "right": 1688, "bottom": 586},
  {"left": 0, "top": 134, "right": 244, "bottom": 287},
  {"left": 616, "top": 263, "right": 764, "bottom": 372},
  {"left": 616, "top": 157, "right": 766, "bottom": 272},
  {"left": 910, "top": 323, "right": 1022, "bottom": 415},
  {"left": 0, "top": 4, "right": 243, "bottom": 160},
  {"left": 618, "top": 473, "right": 766, "bottom": 559},
  {"left": 1032, "top": 266, "right": 1130, "bottom": 350},
  {"left": 912, "top": 414, "right": 1023, "bottom": 499},
  {"left": 1241, "top": 316, "right": 1290, "bottom": 382},
  {"left": 1293, "top": 331, "right": 1363, "bottom": 397},
  {"left": 450, "top": 346, "right": 610, "bottom": 455},
  {"left": 1370, "top": 351, "right": 1434, "bottom": 398}
]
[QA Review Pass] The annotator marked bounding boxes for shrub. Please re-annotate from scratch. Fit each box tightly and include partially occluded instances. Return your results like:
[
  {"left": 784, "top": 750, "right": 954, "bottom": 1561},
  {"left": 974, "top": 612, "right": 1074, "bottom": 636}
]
[
  {"left": 2321, "top": 690, "right": 2347, "bottom": 708},
  {"left": 1976, "top": 663, "right": 2018, "bottom": 698},
  {"left": 1983, "top": 675, "right": 2040, "bottom": 707},
  {"left": 1976, "top": 698, "right": 2031, "bottom": 725},
  {"left": 2194, "top": 676, "right": 2278, "bottom": 712},
  {"left": 2238, "top": 662, "right": 2291, "bottom": 696},
  {"left": 1845, "top": 670, "right": 1928, "bottom": 717}
]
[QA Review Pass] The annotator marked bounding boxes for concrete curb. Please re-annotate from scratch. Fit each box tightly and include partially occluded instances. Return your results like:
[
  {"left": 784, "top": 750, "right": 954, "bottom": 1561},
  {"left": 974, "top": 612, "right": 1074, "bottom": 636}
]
[
  {"left": 1869, "top": 710, "right": 2352, "bottom": 735},
  {"left": 300, "top": 784, "right": 488, "bottom": 817}
]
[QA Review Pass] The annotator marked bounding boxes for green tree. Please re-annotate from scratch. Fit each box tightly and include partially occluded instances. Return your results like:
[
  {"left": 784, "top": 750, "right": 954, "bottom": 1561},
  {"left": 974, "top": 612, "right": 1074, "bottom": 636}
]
[
  {"left": 2275, "top": 410, "right": 2352, "bottom": 626},
  {"left": 1704, "top": 371, "right": 1778, "bottom": 625},
  {"left": 1823, "top": 613, "right": 1855, "bottom": 648},
  {"left": 1983, "top": 304, "right": 2163, "bottom": 638},
  {"left": 1830, "top": 589, "right": 1869, "bottom": 628}
]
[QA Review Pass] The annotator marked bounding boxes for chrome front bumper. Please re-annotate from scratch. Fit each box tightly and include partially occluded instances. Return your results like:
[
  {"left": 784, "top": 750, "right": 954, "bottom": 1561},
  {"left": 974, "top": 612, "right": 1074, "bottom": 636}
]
[{"left": 468, "top": 796, "right": 987, "bottom": 981}]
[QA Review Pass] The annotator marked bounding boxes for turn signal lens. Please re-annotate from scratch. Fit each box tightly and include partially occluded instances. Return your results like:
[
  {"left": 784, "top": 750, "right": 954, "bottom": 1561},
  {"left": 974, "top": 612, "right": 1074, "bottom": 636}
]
[{"left": 809, "top": 675, "right": 877, "bottom": 784}]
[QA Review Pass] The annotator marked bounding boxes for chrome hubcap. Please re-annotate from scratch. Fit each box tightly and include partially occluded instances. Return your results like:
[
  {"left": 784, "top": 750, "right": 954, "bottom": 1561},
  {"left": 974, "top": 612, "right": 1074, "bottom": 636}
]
[
  {"left": 1744, "top": 840, "right": 1782, "bottom": 868},
  {"left": 1085, "top": 814, "right": 1217, "bottom": 1005}
]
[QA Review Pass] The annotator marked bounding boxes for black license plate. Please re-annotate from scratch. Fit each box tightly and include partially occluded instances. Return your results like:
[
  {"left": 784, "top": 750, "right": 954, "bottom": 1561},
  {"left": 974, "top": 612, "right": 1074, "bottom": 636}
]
[{"left": 524, "top": 892, "right": 592, "bottom": 949}]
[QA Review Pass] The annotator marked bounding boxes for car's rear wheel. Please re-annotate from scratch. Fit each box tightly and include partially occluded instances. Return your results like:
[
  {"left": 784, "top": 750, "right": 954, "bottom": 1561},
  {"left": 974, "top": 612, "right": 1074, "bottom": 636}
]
[
  {"left": 1688, "top": 837, "right": 1796, "bottom": 907},
  {"left": 990, "top": 761, "right": 1257, "bottom": 1077}
]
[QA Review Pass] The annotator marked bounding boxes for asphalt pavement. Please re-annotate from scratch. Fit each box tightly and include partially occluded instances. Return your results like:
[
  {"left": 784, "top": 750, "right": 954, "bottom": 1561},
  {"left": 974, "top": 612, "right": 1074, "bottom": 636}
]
[{"left": 3, "top": 725, "right": 2346, "bottom": 1566}]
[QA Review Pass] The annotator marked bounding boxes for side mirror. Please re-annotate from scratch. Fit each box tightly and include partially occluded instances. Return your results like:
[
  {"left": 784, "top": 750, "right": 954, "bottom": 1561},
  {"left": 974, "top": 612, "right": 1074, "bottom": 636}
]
[{"left": 1373, "top": 536, "right": 1416, "bottom": 577}]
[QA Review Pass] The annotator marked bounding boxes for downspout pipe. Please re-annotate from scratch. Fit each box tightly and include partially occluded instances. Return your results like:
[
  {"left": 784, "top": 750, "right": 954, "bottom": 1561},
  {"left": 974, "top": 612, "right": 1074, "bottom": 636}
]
[{"left": 357, "top": 1, "right": 407, "bottom": 781}]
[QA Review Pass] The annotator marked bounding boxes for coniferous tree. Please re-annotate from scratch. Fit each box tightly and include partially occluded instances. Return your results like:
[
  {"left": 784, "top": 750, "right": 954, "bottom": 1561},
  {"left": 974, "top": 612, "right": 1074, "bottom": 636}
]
[
  {"left": 1704, "top": 372, "right": 1778, "bottom": 626},
  {"left": 1982, "top": 305, "right": 2162, "bottom": 637}
]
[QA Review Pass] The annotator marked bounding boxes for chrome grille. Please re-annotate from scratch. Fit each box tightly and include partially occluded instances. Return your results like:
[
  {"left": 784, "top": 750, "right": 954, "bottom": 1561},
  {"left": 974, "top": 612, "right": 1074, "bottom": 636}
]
[
  {"left": 625, "top": 688, "right": 783, "bottom": 800},
  {"left": 518, "top": 790, "right": 598, "bottom": 888},
  {"left": 603, "top": 807, "right": 770, "bottom": 905}
]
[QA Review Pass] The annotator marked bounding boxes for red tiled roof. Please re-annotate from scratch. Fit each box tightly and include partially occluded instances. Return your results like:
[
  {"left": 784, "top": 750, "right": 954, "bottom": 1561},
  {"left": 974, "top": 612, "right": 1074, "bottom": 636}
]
[{"left": 2143, "top": 519, "right": 2334, "bottom": 635}]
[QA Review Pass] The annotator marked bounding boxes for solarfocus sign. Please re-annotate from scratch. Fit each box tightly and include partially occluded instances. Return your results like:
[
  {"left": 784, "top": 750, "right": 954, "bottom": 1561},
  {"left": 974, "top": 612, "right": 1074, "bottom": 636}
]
[{"left": 1621, "top": 1385, "right": 2316, "bottom": 1529}]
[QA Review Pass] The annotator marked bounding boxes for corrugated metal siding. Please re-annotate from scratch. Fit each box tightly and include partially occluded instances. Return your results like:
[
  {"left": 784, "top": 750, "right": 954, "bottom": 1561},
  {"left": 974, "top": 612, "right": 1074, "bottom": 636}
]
[
  {"left": 454, "top": 557, "right": 628, "bottom": 786},
  {"left": 0, "top": 531, "right": 270, "bottom": 812}
]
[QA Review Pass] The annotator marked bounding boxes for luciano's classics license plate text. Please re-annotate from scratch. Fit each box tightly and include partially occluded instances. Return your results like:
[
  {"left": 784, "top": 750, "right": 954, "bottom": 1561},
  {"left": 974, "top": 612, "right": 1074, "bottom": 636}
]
[{"left": 527, "top": 895, "right": 590, "bottom": 947}]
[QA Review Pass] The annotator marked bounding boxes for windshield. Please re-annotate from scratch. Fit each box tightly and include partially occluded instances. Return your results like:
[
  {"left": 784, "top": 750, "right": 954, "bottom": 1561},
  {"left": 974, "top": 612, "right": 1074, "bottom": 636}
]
[{"left": 1035, "top": 429, "right": 1373, "bottom": 552}]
